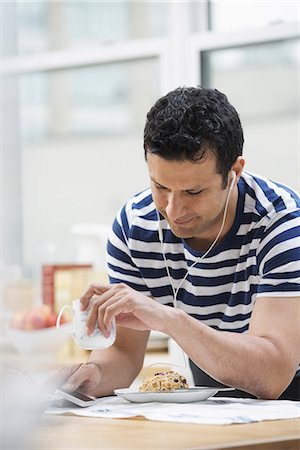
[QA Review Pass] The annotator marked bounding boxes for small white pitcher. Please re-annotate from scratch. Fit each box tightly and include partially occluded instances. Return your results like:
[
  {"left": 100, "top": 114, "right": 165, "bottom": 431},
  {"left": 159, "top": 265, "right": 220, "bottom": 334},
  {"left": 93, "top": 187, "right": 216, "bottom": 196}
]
[{"left": 56, "top": 299, "right": 116, "bottom": 350}]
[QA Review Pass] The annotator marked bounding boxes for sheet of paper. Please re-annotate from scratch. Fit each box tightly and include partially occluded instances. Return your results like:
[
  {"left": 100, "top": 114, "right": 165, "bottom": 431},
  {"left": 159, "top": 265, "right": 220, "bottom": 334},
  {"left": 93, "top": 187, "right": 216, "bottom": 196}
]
[{"left": 46, "top": 396, "right": 300, "bottom": 425}]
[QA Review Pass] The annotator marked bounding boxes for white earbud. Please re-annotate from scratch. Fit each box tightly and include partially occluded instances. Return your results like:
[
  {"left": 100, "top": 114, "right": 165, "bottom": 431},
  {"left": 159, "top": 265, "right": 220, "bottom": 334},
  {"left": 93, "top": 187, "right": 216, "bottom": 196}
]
[
  {"left": 157, "top": 211, "right": 164, "bottom": 243},
  {"left": 229, "top": 170, "right": 236, "bottom": 193}
]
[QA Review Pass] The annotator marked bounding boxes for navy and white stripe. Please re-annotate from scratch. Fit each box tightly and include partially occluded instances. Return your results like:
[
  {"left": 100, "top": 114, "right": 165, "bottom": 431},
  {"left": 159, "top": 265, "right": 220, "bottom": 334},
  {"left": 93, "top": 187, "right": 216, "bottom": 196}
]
[{"left": 107, "top": 172, "right": 300, "bottom": 334}]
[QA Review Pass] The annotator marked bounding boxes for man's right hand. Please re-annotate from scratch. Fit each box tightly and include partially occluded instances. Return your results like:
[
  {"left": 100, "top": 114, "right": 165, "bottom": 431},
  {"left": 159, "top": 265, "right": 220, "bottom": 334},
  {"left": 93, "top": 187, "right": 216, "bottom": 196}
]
[{"left": 44, "top": 361, "right": 102, "bottom": 397}]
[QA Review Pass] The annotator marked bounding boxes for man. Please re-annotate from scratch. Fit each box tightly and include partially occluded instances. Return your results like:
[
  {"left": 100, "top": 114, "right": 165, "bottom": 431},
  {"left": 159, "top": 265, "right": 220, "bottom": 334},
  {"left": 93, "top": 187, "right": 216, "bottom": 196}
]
[{"left": 52, "top": 87, "right": 300, "bottom": 400}]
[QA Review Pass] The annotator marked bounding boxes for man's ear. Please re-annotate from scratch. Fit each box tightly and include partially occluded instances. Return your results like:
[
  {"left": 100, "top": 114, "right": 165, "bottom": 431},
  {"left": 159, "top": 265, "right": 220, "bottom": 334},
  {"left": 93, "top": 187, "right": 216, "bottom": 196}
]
[{"left": 232, "top": 156, "right": 245, "bottom": 181}]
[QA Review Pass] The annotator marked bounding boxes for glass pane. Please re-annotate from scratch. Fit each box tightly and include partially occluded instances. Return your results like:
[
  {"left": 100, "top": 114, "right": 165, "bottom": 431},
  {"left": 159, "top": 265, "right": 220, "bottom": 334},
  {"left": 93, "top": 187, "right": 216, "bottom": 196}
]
[
  {"left": 20, "top": 61, "right": 158, "bottom": 144},
  {"left": 209, "top": 0, "right": 299, "bottom": 32},
  {"left": 15, "top": 1, "right": 167, "bottom": 55},
  {"left": 201, "top": 39, "right": 300, "bottom": 190},
  {"left": 17, "top": 59, "right": 159, "bottom": 274}
]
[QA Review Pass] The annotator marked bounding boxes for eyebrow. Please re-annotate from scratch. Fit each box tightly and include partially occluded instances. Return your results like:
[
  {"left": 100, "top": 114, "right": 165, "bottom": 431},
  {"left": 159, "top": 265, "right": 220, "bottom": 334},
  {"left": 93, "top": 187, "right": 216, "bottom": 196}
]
[{"left": 150, "top": 177, "right": 203, "bottom": 192}]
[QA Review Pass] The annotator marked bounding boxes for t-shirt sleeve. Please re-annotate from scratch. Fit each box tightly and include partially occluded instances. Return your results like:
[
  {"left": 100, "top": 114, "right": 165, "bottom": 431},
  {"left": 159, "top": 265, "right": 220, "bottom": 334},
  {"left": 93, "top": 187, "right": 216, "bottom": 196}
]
[
  {"left": 106, "top": 204, "right": 152, "bottom": 295},
  {"left": 256, "top": 210, "right": 300, "bottom": 297}
]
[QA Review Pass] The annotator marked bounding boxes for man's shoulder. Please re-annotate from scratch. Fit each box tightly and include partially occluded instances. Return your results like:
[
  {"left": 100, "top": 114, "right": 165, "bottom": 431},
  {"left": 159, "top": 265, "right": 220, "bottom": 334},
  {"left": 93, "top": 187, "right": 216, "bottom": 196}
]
[
  {"left": 119, "top": 188, "right": 157, "bottom": 226},
  {"left": 241, "top": 171, "right": 300, "bottom": 220},
  {"left": 124, "top": 188, "right": 155, "bottom": 213},
  {"left": 114, "top": 189, "right": 159, "bottom": 242}
]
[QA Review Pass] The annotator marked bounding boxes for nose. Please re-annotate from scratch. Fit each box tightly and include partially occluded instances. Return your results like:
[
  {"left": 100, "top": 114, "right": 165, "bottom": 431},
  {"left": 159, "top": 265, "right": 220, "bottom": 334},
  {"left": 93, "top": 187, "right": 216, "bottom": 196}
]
[{"left": 165, "top": 192, "right": 186, "bottom": 221}]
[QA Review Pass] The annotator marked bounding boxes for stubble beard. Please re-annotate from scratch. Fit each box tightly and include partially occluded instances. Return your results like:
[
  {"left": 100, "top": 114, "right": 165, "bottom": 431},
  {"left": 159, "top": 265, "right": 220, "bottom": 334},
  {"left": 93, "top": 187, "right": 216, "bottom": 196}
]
[{"left": 161, "top": 207, "right": 226, "bottom": 242}]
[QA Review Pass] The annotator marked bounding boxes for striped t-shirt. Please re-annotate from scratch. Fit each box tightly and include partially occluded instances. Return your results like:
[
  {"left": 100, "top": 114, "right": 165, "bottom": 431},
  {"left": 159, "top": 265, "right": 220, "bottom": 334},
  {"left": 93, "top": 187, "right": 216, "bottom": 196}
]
[{"left": 107, "top": 171, "right": 300, "bottom": 334}]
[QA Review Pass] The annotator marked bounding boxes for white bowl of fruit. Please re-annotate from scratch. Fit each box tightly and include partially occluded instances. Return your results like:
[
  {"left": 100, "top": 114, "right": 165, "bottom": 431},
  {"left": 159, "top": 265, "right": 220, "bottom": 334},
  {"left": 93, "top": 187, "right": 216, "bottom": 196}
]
[{"left": 8, "top": 305, "right": 71, "bottom": 355}]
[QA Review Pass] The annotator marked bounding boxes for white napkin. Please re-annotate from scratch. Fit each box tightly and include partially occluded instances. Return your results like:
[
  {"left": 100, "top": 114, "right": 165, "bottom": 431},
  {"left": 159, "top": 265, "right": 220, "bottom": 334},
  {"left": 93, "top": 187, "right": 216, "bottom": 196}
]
[{"left": 46, "top": 396, "right": 300, "bottom": 425}]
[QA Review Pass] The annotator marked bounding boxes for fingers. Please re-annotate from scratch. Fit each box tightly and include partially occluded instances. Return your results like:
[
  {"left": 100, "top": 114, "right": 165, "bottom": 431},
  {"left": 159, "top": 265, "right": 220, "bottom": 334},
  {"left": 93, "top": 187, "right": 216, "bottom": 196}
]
[
  {"left": 44, "top": 362, "right": 102, "bottom": 395},
  {"left": 85, "top": 285, "right": 124, "bottom": 335},
  {"left": 92, "top": 291, "right": 135, "bottom": 335},
  {"left": 103, "top": 296, "right": 131, "bottom": 332},
  {"left": 43, "top": 363, "right": 83, "bottom": 393},
  {"left": 83, "top": 283, "right": 140, "bottom": 336},
  {"left": 62, "top": 363, "right": 101, "bottom": 394},
  {"left": 80, "top": 283, "right": 110, "bottom": 311}
]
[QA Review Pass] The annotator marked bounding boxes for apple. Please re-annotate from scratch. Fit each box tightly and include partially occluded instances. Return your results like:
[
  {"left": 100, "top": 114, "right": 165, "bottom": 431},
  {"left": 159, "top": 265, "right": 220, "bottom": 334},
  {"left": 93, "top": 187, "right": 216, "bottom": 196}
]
[
  {"left": 11, "top": 304, "right": 69, "bottom": 330},
  {"left": 47, "top": 311, "right": 58, "bottom": 327},
  {"left": 10, "top": 308, "right": 30, "bottom": 330},
  {"left": 23, "top": 309, "right": 46, "bottom": 330}
]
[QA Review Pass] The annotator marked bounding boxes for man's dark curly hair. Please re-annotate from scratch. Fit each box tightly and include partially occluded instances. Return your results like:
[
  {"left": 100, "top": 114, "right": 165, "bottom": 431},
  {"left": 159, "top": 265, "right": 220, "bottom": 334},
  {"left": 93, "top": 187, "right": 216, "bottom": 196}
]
[{"left": 144, "top": 86, "right": 244, "bottom": 187}]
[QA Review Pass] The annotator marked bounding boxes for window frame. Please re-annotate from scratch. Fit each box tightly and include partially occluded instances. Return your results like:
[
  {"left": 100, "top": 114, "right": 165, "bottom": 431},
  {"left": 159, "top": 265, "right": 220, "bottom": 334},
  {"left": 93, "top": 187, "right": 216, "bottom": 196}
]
[{"left": 185, "top": 21, "right": 300, "bottom": 86}]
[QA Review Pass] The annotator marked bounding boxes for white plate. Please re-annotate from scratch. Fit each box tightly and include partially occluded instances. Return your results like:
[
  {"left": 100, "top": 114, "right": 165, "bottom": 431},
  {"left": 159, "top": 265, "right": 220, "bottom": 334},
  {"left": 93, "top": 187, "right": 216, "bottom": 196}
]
[{"left": 114, "top": 387, "right": 234, "bottom": 403}]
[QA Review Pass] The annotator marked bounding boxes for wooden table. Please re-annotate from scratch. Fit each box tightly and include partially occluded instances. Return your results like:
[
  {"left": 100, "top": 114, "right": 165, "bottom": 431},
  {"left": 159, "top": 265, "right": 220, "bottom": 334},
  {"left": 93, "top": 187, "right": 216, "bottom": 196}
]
[
  {"left": 4, "top": 348, "right": 300, "bottom": 449},
  {"left": 30, "top": 415, "right": 300, "bottom": 450}
]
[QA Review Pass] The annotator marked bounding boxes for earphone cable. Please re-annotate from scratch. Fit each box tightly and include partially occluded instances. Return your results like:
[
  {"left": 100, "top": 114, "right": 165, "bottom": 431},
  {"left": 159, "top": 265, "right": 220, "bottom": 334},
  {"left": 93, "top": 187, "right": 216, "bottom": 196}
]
[
  {"left": 155, "top": 173, "right": 236, "bottom": 376},
  {"left": 158, "top": 172, "right": 236, "bottom": 308}
]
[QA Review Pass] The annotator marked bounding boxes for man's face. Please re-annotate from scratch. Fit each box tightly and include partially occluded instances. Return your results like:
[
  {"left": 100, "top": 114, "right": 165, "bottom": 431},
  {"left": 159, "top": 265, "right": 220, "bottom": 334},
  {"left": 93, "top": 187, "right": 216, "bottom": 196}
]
[{"left": 147, "top": 152, "right": 232, "bottom": 242}]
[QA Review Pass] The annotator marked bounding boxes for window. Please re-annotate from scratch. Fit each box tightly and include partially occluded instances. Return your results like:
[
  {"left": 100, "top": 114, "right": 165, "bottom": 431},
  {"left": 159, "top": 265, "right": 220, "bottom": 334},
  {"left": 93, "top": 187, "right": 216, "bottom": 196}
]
[
  {"left": 19, "top": 59, "right": 160, "bottom": 272},
  {"left": 15, "top": 1, "right": 167, "bottom": 55},
  {"left": 20, "top": 60, "right": 159, "bottom": 143},
  {"left": 2, "top": 1, "right": 299, "bottom": 277},
  {"left": 209, "top": 0, "right": 298, "bottom": 32},
  {"left": 201, "top": 38, "right": 299, "bottom": 187}
]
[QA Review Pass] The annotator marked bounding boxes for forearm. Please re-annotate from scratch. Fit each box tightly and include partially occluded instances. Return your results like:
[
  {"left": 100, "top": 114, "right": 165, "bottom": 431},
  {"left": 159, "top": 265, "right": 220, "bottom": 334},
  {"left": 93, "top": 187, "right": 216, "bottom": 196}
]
[
  {"left": 87, "top": 345, "right": 143, "bottom": 397},
  {"left": 163, "top": 308, "right": 294, "bottom": 399}
]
